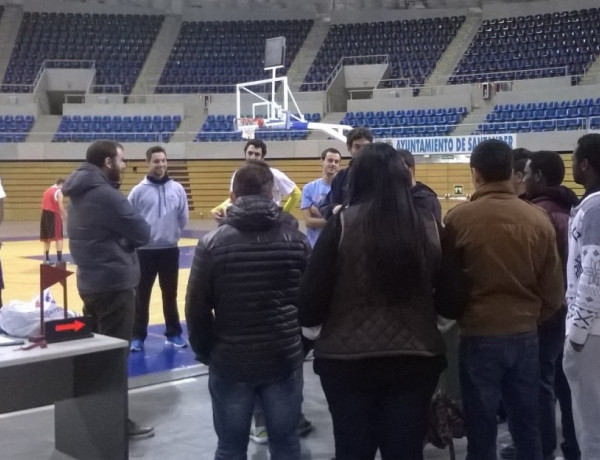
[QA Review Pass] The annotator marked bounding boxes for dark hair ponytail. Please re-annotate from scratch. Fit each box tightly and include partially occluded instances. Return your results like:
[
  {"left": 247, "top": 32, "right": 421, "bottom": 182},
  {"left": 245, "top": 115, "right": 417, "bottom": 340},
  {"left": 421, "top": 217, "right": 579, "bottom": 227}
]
[{"left": 347, "top": 142, "right": 432, "bottom": 303}]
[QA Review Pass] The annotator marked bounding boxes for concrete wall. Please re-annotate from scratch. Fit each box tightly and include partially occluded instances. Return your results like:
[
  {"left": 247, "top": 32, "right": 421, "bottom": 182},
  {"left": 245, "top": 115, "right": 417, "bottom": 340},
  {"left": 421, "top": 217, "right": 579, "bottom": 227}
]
[
  {"left": 330, "top": 7, "right": 468, "bottom": 24},
  {"left": 0, "top": 102, "right": 37, "bottom": 116},
  {"left": 494, "top": 81, "right": 600, "bottom": 105},
  {"left": 0, "top": 128, "right": 587, "bottom": 162},
  {"left": 18, "top": 0, "right": 315, "bottom": 20},
  {"left": 45, "top": 69, "right": 95, "bottom": 92},
  {"left": 61, "top": 102, "right": 184, "bottom": 117},
  {"left": 0, "top": 139, "right": 346, "bottom": 161},
  {"left": 348, "top": 91, "right": 471, "bottom": 112},
  {"left": 20, "top": 0, "right": 165, "bottom": 16},
  {"left": 15, "top": 0, "right": 595, "bottom": 22},
  {"left": 344, "top": 64, "right": 388, "bottom": 89},
  {"left": 481, "top": 0, "right": 595, "bottom": 19}
]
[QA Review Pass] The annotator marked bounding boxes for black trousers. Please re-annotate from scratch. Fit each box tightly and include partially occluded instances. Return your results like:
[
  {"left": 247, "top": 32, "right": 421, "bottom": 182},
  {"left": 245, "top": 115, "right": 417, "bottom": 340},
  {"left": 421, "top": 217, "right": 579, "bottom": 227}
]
[
  {"left": 80, "top": 288, "right": 136, "bottom": 341},
  {"left": 320, "top": 370, "right": 438, "bottom": 460},
  {"left": 132, "top": 247, "right": 182, "bottom": 340}
]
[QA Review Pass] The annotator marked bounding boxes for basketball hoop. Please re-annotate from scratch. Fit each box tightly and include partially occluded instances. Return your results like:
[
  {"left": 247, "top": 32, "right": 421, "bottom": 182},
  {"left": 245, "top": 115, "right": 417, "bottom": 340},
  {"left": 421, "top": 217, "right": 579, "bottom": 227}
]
[
  {"left": 241, "top": 125, "right": 257, "bottom": 140},
  {"left": 236, "top": 117, "right": 264, "bottom": 140}
]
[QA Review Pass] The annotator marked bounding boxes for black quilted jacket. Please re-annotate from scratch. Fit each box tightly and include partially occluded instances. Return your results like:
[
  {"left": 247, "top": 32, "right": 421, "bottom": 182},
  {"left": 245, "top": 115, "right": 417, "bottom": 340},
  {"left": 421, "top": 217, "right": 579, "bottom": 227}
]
[
  {"left": 185, "top": 195, "right": 310, "bottom": 383},
  {"left": 299, "top": 204, "right": 445, "bottom": 360}
]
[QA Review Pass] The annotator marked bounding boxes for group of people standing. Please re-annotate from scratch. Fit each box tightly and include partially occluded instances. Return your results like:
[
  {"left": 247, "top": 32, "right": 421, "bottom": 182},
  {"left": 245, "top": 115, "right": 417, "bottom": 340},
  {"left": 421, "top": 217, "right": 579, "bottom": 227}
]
[
  {"left": 187, "top": 129, "right": 600, "bottom": 460},
  {"left": 30, "top": 128, "right": 600, "bottom": 459}
]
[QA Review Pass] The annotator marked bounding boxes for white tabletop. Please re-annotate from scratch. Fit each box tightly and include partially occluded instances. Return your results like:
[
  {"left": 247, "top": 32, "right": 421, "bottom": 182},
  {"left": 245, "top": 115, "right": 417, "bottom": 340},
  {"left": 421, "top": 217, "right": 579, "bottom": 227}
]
[{"left": 0, "top": 334, "right": 128, "bottom": 369}]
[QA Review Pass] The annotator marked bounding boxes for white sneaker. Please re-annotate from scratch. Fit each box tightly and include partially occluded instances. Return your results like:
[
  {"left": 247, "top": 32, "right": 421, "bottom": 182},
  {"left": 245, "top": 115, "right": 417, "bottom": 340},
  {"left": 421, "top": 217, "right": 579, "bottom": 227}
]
[{"left": 249, "top": 426, "right": 268, "bottom": 444}]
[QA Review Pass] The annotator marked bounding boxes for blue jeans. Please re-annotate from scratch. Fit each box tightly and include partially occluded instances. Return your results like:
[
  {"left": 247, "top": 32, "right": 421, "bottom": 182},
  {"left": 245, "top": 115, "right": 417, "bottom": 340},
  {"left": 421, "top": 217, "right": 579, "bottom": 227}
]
[
  {"left": 460, "top": 332, "right": 542, "bottom": 460},
  {"left": 538, "top": 313, "right": 566, "bottom": 458},
  {"left": 208, "top": 368, "right": 303, "bottom": 460},
  {"left": 555, "top": 350, "right": 581, "bottom": 460}
]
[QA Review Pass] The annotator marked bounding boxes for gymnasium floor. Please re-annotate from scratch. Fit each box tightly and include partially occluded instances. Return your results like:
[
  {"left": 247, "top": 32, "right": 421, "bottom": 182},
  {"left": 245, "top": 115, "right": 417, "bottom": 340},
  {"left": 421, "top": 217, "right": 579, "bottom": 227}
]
[{"left": 0, "top": 220, "right": 547, "bottom": 459}]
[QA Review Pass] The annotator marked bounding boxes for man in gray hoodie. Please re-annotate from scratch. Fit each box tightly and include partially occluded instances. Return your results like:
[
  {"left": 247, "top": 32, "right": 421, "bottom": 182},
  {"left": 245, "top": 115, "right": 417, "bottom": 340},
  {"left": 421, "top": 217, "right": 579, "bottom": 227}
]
[
  {"left": 128, "top": 145, "right": 189, "bottom": 352},
  {"left": 63, "top": 139, "right": 153, "bottom": 439}
]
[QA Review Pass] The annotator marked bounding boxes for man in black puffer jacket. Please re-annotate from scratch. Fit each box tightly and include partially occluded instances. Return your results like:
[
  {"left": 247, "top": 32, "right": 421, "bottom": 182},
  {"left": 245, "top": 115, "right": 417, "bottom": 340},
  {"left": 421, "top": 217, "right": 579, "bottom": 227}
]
[{"left": 185, "top": 161, "right": 310, "bottom": 460}]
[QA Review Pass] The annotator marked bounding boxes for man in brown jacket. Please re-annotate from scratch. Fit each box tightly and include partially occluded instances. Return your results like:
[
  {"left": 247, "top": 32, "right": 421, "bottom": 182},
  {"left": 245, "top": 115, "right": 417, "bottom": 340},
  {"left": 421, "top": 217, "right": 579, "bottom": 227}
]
[{"left": 444, "top": 139, "right": 564, "bottom": 460}]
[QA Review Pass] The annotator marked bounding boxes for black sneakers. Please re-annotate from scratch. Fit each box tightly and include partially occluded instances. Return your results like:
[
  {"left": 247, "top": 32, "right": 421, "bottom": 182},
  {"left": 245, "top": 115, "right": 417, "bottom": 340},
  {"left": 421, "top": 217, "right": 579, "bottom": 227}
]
[{"left": 127, "top": 418, "right": 154, "bottom": 439}]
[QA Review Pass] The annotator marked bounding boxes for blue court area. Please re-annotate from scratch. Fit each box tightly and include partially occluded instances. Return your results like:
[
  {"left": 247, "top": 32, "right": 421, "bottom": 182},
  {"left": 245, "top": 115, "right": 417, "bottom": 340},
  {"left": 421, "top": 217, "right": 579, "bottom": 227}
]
[
  {"left": 128, "top": 322, "right": 205, "bottom": 387},
  {"left": 15, "top": 227, "right": 210, "bottom": 385}
]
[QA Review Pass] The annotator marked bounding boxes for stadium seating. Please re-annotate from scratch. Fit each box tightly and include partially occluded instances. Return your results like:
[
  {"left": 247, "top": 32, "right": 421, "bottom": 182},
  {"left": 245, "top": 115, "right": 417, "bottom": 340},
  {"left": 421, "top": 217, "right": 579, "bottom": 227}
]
[
  {"left": 301, "top": 16, "right": 465, "bottom": 91},
  {"left": 157, "top": 19, "right": 313, "bottom": 94},
  {"left": 475, "top": 97, "right": 600, "bottom": 134},
  {"left": 340, "top": 106, "right": 468, "bottom": 137},
  {"left": 0, "top": 114, "right": 35, "bottom": 142},
  {"left": 451, "top": 8, "right": 600, "bottom": 84},
  {"left": 52, "top": 114, "right": 181, "bottom": 142},
  {"left": 3, "top": 12, "right": 163, "bottom": 94},
  {"left": 193, "top": 113, "right": 318, "bottom": 142}
]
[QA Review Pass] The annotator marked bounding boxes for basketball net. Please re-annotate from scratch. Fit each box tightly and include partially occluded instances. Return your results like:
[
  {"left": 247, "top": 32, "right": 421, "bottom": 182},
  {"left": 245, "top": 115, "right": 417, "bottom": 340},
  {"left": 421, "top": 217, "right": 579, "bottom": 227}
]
[
  {"left": 236, "top": 117, "right": 264, "bottom": 140},
  {"left": 241, "top": 125, "right": 257, "bottom": 140}
]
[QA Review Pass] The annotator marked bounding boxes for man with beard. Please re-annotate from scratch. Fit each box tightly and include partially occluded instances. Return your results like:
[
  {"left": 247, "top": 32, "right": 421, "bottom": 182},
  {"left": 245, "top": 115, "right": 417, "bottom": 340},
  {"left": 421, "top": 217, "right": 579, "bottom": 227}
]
[{"left": 63, "top": 139, "right": 154, "bottom": 439}]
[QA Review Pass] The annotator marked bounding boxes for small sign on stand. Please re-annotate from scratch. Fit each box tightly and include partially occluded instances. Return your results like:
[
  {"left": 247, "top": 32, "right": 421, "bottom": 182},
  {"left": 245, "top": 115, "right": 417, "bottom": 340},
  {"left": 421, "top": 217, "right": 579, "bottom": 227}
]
[
  {"left": 29, "top": 262, "right": 91, "bottom": 344},
  {"left": 45, "top": 317, "right": 92, "bottom": 343}
]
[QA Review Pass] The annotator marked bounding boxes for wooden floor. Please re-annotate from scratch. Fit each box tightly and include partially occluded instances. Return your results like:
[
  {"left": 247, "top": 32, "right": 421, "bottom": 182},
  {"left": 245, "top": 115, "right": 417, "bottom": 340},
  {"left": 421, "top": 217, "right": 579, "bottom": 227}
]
[{"left": 0, "top": 220, "right": 217, "bottom": 327}]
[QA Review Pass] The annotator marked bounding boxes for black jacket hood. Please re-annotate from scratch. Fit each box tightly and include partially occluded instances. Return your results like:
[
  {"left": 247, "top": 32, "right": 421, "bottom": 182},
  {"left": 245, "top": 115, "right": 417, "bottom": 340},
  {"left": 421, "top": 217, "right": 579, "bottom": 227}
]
[{"left": 224, "top": 195, "right": 298, "bottom": 232}]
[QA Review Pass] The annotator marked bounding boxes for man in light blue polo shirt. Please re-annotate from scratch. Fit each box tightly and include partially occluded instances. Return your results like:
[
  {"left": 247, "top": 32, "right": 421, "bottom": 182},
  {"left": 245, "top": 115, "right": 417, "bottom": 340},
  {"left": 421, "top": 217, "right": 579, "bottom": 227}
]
[{"left": 301, "top": 148, "right": 342, "bottom": 247}]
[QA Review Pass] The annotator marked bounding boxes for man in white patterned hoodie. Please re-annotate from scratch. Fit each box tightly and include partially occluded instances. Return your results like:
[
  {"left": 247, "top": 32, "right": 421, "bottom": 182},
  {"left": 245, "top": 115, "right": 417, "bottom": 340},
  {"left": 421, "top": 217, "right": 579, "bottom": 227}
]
[{"left": 564, "top": 133, "right": 600, "bottom": 460}]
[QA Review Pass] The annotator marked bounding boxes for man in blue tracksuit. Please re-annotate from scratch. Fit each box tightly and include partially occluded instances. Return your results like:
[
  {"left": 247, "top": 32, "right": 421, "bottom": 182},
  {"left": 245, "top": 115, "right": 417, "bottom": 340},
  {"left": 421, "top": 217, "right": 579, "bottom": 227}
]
[{"left": 128, "top": 145, "right": 189, "bottom": 351}]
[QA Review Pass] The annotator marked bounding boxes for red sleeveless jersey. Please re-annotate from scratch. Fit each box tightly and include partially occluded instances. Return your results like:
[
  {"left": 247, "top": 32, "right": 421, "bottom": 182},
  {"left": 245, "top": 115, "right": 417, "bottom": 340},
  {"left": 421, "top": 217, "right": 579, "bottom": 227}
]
[{"left": 41, "top": 185, "right": 61, "bottom": 213}]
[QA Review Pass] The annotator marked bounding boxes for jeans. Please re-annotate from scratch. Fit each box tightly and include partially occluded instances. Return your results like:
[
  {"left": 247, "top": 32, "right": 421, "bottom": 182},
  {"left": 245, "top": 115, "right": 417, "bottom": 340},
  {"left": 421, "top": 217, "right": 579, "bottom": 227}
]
[
  {"left": 319, "top": 371, "right": 439, "bottom": 460},
  {"left": 133, "top": 247, "right": 182, "bottom": 340},
  {"left": 209, "top": 368, "right": 303, "bottom": 460},
  {"left": 460, "top": 332, "right": 542, "bottom": 460},
  {"left": 538, "top": 314, "right": 566, "bottom": 458},
  {"left": 555, "top": 350, "right": 581, "bottom": 460},
  {"left": 80, "top": 288, "right": 136, "bottom": 341}
]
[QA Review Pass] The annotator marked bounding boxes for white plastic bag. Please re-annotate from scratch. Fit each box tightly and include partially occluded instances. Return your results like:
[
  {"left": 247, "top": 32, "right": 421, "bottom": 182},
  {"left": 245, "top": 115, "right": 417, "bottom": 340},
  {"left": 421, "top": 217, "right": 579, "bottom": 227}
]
[{"left": 0, "top": 289, "right": 78, "bottom": 337}]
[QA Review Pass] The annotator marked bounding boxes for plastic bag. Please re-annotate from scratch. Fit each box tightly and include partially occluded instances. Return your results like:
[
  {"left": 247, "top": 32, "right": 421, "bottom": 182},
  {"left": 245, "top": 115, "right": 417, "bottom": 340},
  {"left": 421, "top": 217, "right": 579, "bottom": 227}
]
[{"left": 0, "top": 289, "right": 78, "bottom": 337}]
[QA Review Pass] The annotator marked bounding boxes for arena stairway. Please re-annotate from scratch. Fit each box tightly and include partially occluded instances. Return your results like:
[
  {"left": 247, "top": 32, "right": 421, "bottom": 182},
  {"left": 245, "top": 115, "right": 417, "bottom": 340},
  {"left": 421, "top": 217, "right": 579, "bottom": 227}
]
[
  {"left": 0, "top": 5, "right": 22, "bottom": 84},
  {"left": 285, "top": 18, "right": 331, "bottom": 94},
  {"left": 131, "top": 14, "right": 182, "bottom": 96},
  {"left": 425, "top": 14, "right": 482, "bottom": 87}
]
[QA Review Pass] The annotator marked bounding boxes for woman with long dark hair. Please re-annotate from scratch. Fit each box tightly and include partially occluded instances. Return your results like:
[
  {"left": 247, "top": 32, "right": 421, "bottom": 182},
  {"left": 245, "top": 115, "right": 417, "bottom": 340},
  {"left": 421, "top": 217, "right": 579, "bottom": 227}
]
[{"left": 299, "top": 142, "right": 447, "bottom": 460}]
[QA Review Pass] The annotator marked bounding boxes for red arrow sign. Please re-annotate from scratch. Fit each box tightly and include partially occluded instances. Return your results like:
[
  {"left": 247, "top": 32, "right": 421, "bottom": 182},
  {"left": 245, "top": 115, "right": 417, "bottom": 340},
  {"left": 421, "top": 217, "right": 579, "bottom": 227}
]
[{"left": 55, "top": 320, "right": 85, "bottom": 332}]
